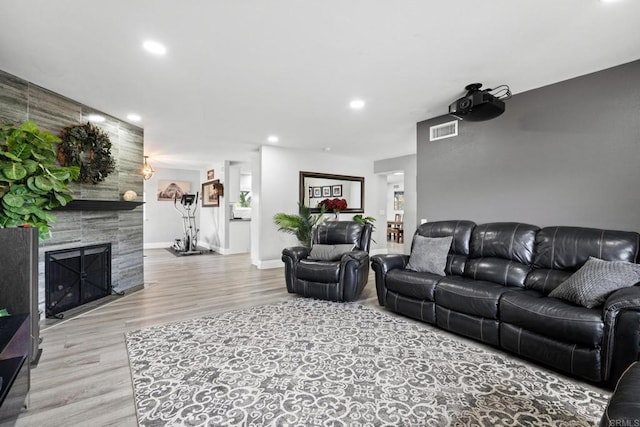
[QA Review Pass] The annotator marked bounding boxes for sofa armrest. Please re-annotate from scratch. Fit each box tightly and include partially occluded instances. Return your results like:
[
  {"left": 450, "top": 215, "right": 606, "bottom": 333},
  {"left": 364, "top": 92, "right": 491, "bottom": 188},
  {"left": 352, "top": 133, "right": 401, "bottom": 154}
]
[
  {"left": 281, "top": 246, "right": 310, "bottom": 293},
  {"left": 600, "top": 361, "right": 640, "bottom": 427},
  {"left": 340, "top": 250, "right": 370, "bottom": 301},
  {"left": 371, "top": 254, "right": 409, "bottom": 306},
  {"left": 603, "top": 285, "right": 640, "bottom": 383},
  {"left": 282, "top": 246, "right": 310, "bottom": 263}
]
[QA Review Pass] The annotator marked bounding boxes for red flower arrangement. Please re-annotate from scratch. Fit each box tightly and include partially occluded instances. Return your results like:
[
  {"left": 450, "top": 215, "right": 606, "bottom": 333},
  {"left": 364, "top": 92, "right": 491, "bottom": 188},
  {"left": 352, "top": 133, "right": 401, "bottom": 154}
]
[{"left": 318, "top": 198, "right": 348, "bottom": 213}]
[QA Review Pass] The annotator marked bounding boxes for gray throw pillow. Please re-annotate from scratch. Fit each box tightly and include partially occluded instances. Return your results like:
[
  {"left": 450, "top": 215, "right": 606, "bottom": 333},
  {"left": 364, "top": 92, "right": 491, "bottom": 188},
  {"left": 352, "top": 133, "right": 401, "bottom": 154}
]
[
  {"left": 548, "top": 256, "right": 640, "bottom": 308},
  {"left": 406, "top": 235, "right": 453, "bottom": 276},
  {"left": 308, "top": 244, "right": 356, "bottom": 261}
]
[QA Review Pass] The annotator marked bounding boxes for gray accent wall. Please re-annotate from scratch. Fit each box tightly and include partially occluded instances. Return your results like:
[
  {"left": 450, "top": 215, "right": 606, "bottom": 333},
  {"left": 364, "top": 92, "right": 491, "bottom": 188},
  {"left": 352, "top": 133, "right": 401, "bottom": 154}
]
[
  {"left": 0, "top": 69, "right": 144, "bottom": 317},
  {"left": 416, "top": 59, "right": 640, "bottom": 232}
]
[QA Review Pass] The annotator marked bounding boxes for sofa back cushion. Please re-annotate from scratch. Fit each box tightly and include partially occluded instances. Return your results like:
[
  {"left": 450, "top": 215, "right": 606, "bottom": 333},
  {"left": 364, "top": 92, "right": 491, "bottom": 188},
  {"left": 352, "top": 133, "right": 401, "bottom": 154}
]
[
  {"left": 312, "top": 221, "right": 372, "bottom": 252},
  {"left": 464, "top": 222, "right": 539, "bottom": 287},
  {"left": 413, "top": 220, "right": 476, "bottom": 276},
  {"left": 525, "top": 226, "right": 640, "bottom": 294}
]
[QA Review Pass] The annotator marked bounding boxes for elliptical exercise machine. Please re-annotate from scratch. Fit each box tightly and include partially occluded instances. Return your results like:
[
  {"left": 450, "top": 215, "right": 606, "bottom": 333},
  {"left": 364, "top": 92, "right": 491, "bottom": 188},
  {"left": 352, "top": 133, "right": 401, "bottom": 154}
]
[{"left": 171, "top": 193, "right": 205, "bottom": 256}]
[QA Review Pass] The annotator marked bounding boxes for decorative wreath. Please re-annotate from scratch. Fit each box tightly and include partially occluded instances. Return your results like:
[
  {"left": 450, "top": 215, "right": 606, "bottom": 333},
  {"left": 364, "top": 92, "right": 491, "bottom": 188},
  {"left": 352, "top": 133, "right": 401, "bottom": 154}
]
[{"left": 58, "top": 122, "right": 116, "bottom": 184}]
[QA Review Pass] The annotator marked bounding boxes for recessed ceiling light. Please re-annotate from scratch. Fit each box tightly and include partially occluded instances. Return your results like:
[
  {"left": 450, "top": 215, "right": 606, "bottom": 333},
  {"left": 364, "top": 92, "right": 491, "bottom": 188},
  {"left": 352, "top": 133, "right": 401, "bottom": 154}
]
[
  {"left": 143, "top": 40, "right": 167, "bottom": 55},
  {"left": 393, "top": 172, "right": 404, "bottom": 176},
  {"left": 88, "top": 114, "right": 105, "bottom": 123},
  {"left": 127, "top": 113, "right": 141, "bottom": 122},
  {"left": 349, "top": 99, "right": 365, "bottom": 110},
  {"left": 323, "top": 147, "right": 332, "bottom": 152},
  {"left": 267, "top": 135, "right": 279, "bottom": 143}
]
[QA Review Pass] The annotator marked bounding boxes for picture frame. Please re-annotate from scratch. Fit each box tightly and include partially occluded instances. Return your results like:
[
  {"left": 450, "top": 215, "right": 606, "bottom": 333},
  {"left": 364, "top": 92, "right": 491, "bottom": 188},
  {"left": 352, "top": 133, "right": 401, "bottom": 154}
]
[
  {"left": 331, "top": 185, "right": 342, "bottom": 197},
  {"left": 206, "top": 169, "right": 215, "bottom": 180},
  {"left": 313, "top": 187, "right": 322, "bottom": 198},
  {"left": 202, "top": 179, "right": 221, "bottom": 207},
  {"left": 322, "top": 186, "right": 331, "bottom": 197},
  {"left": 157, "top": 180, "right": 192, "bottom": 201}
]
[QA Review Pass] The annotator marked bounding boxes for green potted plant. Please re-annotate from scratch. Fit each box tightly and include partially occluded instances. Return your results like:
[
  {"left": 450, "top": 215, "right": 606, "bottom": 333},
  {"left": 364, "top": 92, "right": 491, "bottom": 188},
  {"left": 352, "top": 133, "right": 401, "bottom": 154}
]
[
  {"left": 273, "top": 203, "right": 326, "bottom": 248},
  {"left": 239, "top": 191, "right": 251, "bottom": 207},
  {"left": 0, "top": 121, "right": 80, "bottom": 239},
  {"left": 353, "top": 214, "right": 377, "bottom": 243}
]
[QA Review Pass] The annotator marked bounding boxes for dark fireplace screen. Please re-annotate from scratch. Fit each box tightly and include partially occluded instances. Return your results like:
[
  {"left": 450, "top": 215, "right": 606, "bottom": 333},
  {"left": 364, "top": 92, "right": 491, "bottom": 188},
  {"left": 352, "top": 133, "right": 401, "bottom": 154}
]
[{"left": 45, "top": 243, "right": 112, "bottom": 318}]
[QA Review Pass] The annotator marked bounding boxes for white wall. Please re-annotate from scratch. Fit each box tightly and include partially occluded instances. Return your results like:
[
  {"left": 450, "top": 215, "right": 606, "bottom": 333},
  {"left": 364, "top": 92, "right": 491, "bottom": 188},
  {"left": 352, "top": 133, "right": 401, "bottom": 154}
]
[
  {"left": 227, "top": 161, "right": 251, "bottom": 254},
  {"left": 253, "top": 145, "right": 384, "bottom": 268},
  {"left": 250, "top": 153, "right": 262, "bottom": 265},
  {"left": 198, "top": 161, "right": 226, "bottom": 252},
  {"left": 198, "top": 160, "right": 254, "bottom": 254},
  {"left": 143, "top": 167, "right": 201, "bottom": 248}
]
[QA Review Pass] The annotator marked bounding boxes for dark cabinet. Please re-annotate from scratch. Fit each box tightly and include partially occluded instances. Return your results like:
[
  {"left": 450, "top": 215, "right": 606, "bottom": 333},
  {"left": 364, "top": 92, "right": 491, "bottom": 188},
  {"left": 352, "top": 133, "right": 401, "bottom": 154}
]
[
  {"left": 0, "top": 227, "right": 39, "bottom": 422},
  {"left": 0, "top": 228, "right": 40, "bottom": 364},
  {"left": 0, "top": 314, "right": 29, "bottom": 423}
]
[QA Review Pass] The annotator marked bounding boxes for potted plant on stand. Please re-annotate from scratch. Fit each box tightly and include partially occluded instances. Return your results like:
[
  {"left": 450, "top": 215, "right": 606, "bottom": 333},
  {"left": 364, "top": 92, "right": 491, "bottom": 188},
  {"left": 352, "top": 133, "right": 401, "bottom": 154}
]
[
  {"left": 353, "top": 214, "right": 377, "bottom": 243},
  {"left": 0, "top": 121, "right": 79, "bottom": 364},
  {"left": 273, "top": 203, "right": 326, "bottom": 248},
  {"left": 1, "top": 121, "right": 79, "bottom": 238}
]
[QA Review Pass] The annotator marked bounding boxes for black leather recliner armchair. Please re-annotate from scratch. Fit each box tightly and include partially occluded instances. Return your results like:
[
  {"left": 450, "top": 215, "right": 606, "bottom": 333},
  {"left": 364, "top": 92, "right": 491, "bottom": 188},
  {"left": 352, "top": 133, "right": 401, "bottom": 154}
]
[{"left": 281, "top": 221, "right": 373, "bottom": 302}]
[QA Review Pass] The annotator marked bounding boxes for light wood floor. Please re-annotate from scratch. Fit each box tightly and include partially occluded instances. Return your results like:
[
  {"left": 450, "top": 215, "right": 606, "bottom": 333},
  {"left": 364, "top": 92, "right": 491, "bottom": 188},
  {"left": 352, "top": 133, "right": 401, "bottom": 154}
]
[{"left": 9, "top": 248, "right": 385, "bottom": 427}]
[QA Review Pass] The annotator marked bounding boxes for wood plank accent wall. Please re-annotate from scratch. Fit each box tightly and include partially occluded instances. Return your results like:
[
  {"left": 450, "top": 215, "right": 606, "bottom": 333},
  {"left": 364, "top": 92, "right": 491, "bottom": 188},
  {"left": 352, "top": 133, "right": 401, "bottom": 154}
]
[{"left": 0, "top": 69, "right": 144, "bottom": 317}]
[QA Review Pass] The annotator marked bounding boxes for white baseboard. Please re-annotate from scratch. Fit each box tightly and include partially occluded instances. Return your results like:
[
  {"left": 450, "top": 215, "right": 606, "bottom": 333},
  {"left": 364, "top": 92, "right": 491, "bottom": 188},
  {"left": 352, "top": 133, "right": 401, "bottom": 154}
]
[
  {"left": 253, "top": 259, "right": 284, "bottom": 269},
  {"left": 146, "top": 241, "right": 248, "bottom": 256},
  {"left": 144, "top": 242, "right": 173, "bottom": 249}
]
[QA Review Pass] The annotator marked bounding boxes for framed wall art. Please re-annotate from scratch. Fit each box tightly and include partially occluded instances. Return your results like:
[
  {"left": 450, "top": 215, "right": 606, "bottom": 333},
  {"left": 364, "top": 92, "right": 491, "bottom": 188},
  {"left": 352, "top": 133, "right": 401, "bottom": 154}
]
[
  {"left": 157, "top": 180, "right": 191, "bottom": 201},
  {"left": 202, "top": 179, "right": 222, "bottom": 207},
  {"left": 299, "top": 171, "right": 364, "bottom": 214}
]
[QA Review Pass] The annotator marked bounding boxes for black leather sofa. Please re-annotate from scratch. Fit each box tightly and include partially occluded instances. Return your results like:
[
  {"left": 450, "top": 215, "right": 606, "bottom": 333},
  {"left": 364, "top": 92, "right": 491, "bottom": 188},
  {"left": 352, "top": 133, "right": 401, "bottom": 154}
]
[
  {"left": 372, "top": 220, "right": 640, "bottom": 385},
  {"left": 282, "top": 221, "right": 373, "bottom": 302}
]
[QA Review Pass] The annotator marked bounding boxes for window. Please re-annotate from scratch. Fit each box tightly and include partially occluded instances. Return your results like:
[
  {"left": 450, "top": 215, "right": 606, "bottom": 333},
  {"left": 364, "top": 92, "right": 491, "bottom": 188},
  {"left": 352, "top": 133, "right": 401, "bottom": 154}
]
[{"left": 394, "top": 191, "right": 404, "bottom": 210}]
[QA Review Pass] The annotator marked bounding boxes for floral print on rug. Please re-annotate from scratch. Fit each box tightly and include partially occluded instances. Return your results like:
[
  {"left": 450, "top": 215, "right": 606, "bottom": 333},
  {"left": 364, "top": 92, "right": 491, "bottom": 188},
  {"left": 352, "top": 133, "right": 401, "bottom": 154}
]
[{"left": 125, "top": 298, "right": 609, "bottom": 426}]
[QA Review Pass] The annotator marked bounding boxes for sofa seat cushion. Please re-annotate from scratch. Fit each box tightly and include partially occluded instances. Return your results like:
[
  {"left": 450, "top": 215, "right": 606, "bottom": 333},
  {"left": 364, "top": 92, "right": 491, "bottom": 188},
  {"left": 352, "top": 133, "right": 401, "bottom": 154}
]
[
  {"left": 297, "top": 260, "right": 340, "bottom": 283},
  {"left": 386, "top": 269, "right": 443, "bottom": 300},
  {"left": 500, "top": 290, "right": 604, "bottom": 347},
  {"left": 435, "top": 276, "right": 517, "bottom": 319}
]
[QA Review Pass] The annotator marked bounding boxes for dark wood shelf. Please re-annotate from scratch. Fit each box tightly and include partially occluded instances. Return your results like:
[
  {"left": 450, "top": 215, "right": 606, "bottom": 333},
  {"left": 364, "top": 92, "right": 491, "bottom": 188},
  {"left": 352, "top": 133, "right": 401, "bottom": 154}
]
[{"left": 55, "top": 200, "right": 144, "bottom": 211}]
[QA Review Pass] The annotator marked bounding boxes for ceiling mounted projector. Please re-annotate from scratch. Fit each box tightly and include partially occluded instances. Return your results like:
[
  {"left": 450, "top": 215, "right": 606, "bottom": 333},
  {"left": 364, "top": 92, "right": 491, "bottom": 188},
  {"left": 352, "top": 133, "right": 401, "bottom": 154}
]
[{"left": 448, "top": 83, "right": 511, "bottom": 122}]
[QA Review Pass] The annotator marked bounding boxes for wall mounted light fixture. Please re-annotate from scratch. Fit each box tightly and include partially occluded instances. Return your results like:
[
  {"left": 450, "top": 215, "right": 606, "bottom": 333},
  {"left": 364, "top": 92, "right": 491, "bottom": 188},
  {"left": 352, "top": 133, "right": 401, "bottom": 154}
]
[{"left": 142, "top": 156, "right": 155, "bottom": 180}]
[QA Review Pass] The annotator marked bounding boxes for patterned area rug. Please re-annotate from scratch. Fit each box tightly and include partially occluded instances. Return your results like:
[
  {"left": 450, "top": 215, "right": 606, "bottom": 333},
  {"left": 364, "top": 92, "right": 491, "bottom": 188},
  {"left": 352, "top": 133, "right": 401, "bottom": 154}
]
[{"left": 125, "top": 299, "right": 609, "bottom": 426}]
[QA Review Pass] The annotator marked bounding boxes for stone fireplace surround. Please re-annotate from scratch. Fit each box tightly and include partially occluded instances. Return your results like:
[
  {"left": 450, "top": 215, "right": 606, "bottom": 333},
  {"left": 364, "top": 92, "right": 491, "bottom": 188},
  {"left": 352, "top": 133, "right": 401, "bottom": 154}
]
[{"left": 0, "top": 69, "right": 145, "bottom": 318}]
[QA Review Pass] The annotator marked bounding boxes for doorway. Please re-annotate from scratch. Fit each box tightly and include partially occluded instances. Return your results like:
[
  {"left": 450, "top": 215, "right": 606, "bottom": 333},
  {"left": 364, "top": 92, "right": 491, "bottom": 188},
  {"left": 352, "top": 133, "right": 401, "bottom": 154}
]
[{"left": 386, "top": 172, "right": 405, "bottom": 254}]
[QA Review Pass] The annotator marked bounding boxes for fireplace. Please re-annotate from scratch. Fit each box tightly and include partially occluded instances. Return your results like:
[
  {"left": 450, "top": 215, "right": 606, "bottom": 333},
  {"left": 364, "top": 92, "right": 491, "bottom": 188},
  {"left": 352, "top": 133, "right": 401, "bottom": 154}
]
[{"left": 45, "top": 243, "right": 112, "bottom": 318}]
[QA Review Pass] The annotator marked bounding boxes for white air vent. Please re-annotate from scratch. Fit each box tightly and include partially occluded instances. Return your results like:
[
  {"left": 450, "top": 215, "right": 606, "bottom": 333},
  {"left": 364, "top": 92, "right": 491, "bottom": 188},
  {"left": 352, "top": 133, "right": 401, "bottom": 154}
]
[{"left": 429, "top": 120, "right": 458, "bottom": 141}]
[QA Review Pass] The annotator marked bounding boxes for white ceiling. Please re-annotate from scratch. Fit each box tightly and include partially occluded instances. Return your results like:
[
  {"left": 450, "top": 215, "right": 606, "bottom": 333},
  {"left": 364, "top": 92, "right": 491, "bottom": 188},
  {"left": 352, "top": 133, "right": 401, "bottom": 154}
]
[{"left": 1, "top": 1, "right": 639, "bottom": 169}]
